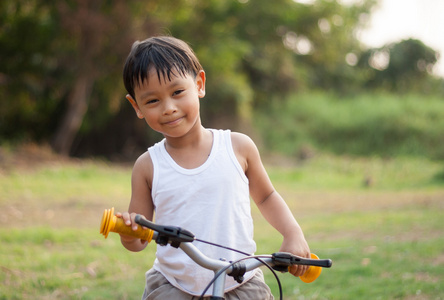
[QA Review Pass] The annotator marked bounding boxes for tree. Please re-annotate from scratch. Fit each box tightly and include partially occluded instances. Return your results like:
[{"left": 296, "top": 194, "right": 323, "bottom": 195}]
[
  {"left": 6, "top": 0, "right": 414, "bottom": 159},
  {"left": 358, "top": 38, "right": 439, "bottom": 92},
  {"left": 287, "top": 0, "right": 377, "bottom": 93},
  {"left": 0, "top": 0, "right": 61, "bottom": 141},
  {"left": 166, "top": 0, "right": 377, "bottom": 114},
  {"left": 50, "top": 0, "right": 158, "bottom": 155},
  {"left": 0, "top": 0, "right": 163, "bottom": 155}
]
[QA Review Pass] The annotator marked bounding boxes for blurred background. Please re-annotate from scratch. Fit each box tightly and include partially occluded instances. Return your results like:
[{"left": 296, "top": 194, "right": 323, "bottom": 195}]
[{"left": 1, "top": 0, "right": 443, "bottom": 161}]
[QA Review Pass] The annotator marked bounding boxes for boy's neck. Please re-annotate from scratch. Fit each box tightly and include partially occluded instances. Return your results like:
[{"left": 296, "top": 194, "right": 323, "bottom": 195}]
[{"left": 163, "top": 125, "right": 213, "bottom": 169}]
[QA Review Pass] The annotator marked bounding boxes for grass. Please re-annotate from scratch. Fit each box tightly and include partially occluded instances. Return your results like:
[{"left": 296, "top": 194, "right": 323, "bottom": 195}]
[
  {"left": 0, "top": 228, "right": 154, "bottom": 299},
  {"left": 267, "top": 154, "right": 444, "bottom": 191},
  {"left": 1, "top": 148, "right": 443, "bottom": 299},
  {"left": 255, "top": 198, "right": 443, "bottom": 299},
  {"left": 0, "top": 162, "right": 131, "bottom": 206}
]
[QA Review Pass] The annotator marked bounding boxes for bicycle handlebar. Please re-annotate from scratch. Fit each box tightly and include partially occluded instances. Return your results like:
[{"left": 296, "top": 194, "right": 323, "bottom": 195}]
[{"left": 100, "top": 208, "right": 332, "bottom": 298}]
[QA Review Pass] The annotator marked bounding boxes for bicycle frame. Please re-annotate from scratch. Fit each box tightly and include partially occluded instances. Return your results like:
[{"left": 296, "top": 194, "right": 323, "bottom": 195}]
[{"left": 157, "top": 230, "right": 272, "bottom": 298}]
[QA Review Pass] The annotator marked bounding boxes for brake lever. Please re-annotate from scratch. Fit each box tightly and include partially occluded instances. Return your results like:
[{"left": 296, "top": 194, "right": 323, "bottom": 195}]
[{"left": 135, "top": 214, "right": 195, "bottom": 248}]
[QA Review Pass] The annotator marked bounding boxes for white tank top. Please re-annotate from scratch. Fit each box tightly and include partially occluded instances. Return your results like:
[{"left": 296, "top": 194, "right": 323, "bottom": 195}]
[{"left": 148, "top": 129, "right": 257, "bottom": 296}]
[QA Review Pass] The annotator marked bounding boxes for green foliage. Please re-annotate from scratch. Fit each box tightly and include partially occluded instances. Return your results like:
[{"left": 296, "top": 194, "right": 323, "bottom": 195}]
[
  {"left": 1, "top": 0, "right": 443, "bottom": 158},
  {"left": 290, "top": 0, "right": 377, "bottom": 93},
  {"left": 256, "top": 92, "right": 444, "bottom": 159},
  {"left": 168, "top": 0, "right": 378, "bottom": 109},
  {"left": 0, "top": 1, "right": 61, "bottom": 141},
  {"left": 0, "top": 0, "right": 169, "bottom": 150},
  {"left": 358, "top": 38, "right": 441, "bottom": 92}
]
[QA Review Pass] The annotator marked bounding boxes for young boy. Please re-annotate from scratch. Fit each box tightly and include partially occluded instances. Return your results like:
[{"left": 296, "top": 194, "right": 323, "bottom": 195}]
[{"left": 118, "top": 36, "right": 310, "bottom": 300}]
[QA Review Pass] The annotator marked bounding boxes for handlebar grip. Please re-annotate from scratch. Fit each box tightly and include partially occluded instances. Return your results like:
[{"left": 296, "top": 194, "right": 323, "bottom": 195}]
[
  {"left": 304, "top": 258, "right": 332, "bottom": 268},
  {"left": 99, "top": 207, "right": 154, "bottom": 242},
  {"left": 299, "top": 253, "right": 324, "bottom": 283}
]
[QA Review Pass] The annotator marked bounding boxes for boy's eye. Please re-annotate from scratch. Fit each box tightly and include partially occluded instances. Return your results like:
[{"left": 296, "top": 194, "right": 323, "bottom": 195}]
[
  {"left": 173, "top": 89, "right": 184, "bottom": 96},
  {"left": 146, "top": 99, "right": 158, "bottom": 105}
]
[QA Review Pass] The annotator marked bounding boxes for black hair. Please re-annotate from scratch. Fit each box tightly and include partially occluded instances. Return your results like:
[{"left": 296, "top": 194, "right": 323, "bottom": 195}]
[{"left": 123, "top": 36, "right": 203, "bottom": 100}]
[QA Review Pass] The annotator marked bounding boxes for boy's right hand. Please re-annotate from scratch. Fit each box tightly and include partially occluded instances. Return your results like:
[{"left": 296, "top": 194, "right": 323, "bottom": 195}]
[{"left": 115, "top": 211, "right": 145, "bottom": 243}]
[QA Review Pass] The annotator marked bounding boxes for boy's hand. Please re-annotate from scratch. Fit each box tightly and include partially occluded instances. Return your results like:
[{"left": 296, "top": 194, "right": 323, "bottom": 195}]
[
  {"left": 116, "top": 211, "right": 140, "bottom": 230},
  {"left": 115, "top": 211, "right": 146, "bottom": 243},
  {"left": 279, "top": 236, "right": 311, "bottom": 277}
]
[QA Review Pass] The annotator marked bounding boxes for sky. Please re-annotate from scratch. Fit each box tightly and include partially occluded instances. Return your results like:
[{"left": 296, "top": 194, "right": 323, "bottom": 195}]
[{"left": 357, "top": 0, "right": 444, "bottom": 77}]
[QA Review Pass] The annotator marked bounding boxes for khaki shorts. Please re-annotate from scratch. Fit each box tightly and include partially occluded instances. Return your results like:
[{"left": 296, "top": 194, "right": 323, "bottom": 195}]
[{"left": 142, "top": 268, "right": 274, "bottom": 300}]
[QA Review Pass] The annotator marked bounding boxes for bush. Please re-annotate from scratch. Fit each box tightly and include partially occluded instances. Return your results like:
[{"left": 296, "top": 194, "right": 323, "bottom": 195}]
[{"left": 255, "top": 92, "right": 444, "bottom": 159}]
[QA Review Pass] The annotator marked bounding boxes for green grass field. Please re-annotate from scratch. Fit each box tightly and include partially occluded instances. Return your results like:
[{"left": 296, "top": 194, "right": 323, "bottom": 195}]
[{"left": 0, "top": 147, "right": 443, "bottom": 299}]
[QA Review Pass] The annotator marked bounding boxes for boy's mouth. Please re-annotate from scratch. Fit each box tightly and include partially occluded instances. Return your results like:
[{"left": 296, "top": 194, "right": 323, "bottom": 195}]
[{"left": 163, "top": 116, "right": 184, "bottom": 126}]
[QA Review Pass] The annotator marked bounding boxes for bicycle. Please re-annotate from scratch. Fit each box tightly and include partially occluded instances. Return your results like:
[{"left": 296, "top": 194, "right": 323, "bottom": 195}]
[{"left": 100, "top": 207, "right": 332, "bottom": 300}]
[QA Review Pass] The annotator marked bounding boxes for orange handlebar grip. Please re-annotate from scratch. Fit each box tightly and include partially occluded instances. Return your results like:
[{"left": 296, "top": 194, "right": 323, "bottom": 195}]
[
  {"left": 100, "top": 207, "right": 154, "bottom": 242},
  {"left": 299, "top": 253, "right": 322, "bottom": 283}
]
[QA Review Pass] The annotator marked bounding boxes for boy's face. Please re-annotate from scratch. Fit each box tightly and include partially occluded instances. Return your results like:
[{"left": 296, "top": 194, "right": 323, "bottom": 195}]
[{"left": 127, "top": 69, "right": 206, "bottom": 139}]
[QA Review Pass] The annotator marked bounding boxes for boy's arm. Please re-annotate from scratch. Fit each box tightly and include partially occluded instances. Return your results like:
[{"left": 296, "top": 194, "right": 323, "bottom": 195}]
[
  {"left": 119, "top": 151, "right": 155, "bottom": 252},
  {"left": 231, "top": 132, "right": 310, "bottom": 276},
  {"left": 254, "top": 190, "right": 310, "bottom": 276}
]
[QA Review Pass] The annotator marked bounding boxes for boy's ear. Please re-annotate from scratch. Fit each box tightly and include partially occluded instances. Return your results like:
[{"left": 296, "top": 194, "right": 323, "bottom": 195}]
[
  {"left": 196, "top": 70, "right": 206, "bottom": 98},
  {"left": 126, "top": 94, "right": 144, "bottom": 119}
]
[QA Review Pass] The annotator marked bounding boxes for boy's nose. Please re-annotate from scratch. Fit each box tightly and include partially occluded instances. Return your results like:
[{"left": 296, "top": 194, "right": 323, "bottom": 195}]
[{"left": 163, "top": 99, "right": 177, "bottom": 115}]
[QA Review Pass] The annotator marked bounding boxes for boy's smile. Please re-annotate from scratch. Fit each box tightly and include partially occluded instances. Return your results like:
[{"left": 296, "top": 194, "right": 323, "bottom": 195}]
[
  {"left": 127, "top": 69, "right": 206, "bottom": 139},
  {"left": 162, "top": 116, "right": 184, "bottom": 126}
]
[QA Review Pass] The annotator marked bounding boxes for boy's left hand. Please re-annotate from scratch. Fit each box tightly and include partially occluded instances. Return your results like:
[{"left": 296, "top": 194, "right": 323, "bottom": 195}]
[{"left": 279, "top": 237, "right": 311, "bottom": 277}]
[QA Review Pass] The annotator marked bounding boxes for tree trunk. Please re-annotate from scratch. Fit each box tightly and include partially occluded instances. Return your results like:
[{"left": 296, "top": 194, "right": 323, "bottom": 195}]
[{"left": 51, "top": 73, "right": 93, "bottom": 156}]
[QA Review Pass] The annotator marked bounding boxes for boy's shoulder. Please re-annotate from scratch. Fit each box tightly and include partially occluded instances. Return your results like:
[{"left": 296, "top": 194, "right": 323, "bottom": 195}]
[
  {"left": 230, "top": 131, "right": 258, "bottom": 156},
  {"left": 230, "top": 131, "right": 256, "bottom": 146},
  {"left": 135, "top": 150, "right": 152, "bottom": 163},
  {"left": 132, "top": 150, "right": 154, "bottom": 177}
]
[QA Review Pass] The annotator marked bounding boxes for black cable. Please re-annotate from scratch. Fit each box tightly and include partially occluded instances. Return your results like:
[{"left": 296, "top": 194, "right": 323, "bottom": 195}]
[
  {"left": 195, "top": 239, "right": 283, "bottom": 300},
  {"left": 195, "top": 238, "right": 252, "bottom": 256}
]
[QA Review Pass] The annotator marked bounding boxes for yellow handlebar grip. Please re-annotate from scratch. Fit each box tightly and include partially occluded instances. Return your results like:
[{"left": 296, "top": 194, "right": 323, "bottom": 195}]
[
  {"left": 299, "top": 253, "right": 322, "bottom": 283},
  {"left": 100, "top": 207, "right": 154, "bottom": 242}
]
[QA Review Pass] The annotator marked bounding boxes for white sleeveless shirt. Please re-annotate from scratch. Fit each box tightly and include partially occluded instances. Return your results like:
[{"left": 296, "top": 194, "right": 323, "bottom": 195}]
[{"left": 148, "top": 129, "right": 257, "bottom": 296}]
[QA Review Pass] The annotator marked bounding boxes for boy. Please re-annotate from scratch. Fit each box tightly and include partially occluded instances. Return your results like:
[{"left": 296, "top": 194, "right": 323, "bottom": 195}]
[{"left": 118, "top": 36, "right": 310, "bottom": 300}]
